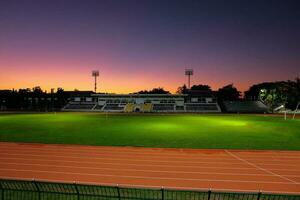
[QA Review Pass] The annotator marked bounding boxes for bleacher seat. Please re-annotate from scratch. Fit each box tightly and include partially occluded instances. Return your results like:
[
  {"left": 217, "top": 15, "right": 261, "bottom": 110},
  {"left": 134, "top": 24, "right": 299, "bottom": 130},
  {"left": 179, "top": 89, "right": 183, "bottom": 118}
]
[
  {"left": 94, "top": 105, "right": 104, "bottom": 110},
  {"left": 103, "top": 104, "right": 125, "bottom": 111},
  {"left": 64, "top": 102, "right": 96, "bottom": 110},
  {"left": 124, "top": 103, "right": 134, "bottom": 112},
  {"left": 175, "top": 106, "right": 184, "bottom": 111},
  {"left": 223, "top": 101, "right": 268, "bottom": 113},
  {"left": 142, "top": 103, "right": 152, "bottom": 112},
  {"left": 152, "top": 104, "right": 174, "bottom": 112}
]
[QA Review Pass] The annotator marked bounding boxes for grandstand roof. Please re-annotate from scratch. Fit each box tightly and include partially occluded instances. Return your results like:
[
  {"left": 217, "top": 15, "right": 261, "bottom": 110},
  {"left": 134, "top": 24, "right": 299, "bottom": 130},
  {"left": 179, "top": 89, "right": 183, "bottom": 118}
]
[{"left": 91, "top": 93, "right": 187, "bottom": 97}]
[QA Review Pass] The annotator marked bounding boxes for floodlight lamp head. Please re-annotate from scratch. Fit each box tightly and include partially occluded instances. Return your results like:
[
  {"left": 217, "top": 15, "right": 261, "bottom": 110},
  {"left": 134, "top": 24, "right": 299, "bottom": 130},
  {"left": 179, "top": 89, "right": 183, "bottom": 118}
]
[
  {"left": 185, "top": 69, "right": 193, "bottom": 75},
  {"left": 92, "top": 70, "right": 99, "bottom": 77}
]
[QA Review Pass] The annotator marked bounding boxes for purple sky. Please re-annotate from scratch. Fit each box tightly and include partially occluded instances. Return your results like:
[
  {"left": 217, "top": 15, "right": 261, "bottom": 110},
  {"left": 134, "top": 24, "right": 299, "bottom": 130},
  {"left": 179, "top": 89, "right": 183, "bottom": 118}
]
[{"left": 0, "top": 0, "right": 299, "bottom": 93}]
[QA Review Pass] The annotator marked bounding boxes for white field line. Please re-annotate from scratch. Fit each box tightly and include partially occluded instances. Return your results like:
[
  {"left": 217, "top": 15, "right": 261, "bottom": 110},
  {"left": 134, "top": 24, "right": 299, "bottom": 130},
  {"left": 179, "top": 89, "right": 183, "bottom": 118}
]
[
  {"left": 2, "top": 162, "right": 300, "bottom": 178},
  {"left": 0, "top": 168, "right": 296, "bottom": 185},
  {"left": 1, "top": 157, "right": 300, "bottom": 172},
  {"left": 0, "top": 152, "right": 298, "bottom": 167},
  {"left": 6, "top": 145, "right": 299, "bottom": 156},
  {"left": 225, "top": 150, "right": 300, "bottom": 185},
  {"left": 1, "top": 148, "right": 299, "bottom": 162},
  {"left": 0, "top": 144, "right": 299, "bottom": 158},
  {"left": 0, "top": 146, "right": 234, "bottom": 158}
]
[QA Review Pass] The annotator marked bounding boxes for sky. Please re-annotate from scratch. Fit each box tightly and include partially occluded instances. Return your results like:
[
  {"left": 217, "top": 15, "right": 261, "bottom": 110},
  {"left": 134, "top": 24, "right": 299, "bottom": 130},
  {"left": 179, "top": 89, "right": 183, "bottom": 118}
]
[{"left": 0, "top": 0, "right": 299, "bottom": 93}]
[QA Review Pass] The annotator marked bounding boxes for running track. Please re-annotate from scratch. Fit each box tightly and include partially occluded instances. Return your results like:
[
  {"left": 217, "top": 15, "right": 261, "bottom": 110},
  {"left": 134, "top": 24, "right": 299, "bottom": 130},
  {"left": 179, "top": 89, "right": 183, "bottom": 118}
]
[{"left": 0, "top": 142, "right": 299, "bottom": 194}]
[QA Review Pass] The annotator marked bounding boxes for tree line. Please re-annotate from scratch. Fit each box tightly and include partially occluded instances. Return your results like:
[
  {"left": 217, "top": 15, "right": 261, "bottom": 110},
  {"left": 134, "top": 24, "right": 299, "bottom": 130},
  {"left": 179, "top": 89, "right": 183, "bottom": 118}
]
[
  {"left": 0, "top": 78, "right": 299, "bottom": 111},
  {"left": 135, "top": 78, "right": 299, "bottom": 109}
]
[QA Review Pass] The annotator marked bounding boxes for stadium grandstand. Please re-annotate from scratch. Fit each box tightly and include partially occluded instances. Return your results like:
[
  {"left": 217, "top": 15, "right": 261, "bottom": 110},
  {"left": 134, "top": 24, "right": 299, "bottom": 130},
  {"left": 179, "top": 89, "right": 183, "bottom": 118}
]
[
  {"left": 223, "top": 101, "right": 268, "bottom": 113},
  {"left": 62, "top": 92, "right": 222, "bottom": 113}
]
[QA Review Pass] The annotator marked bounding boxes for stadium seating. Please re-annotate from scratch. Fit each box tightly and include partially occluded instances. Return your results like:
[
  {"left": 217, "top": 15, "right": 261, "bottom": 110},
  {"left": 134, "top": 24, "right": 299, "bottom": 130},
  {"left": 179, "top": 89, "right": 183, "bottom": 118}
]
[
  {"left": 64, "top": 102, "right": 96, "bottom": 110},
  {"left": 142, "top": 103, "right": 152, "bottom": 112},
  {"left": 175, "top": 106, "right": 185, "bottom": 111},
  {"left": 124, "top": 103, "right": 134, "bottom": 112},
  {"left": 62, "top": 94, "right": 223, "bottom": 113},
  {"left": 94, "top": 104, "right": 104, "bottom": 110},
  {"left": 223, "top": 101, "right": 268, "bottom": 113},
  {"left": 152, "top": 104, "right": 175, "bottom": 112},
  {"left": 103, "top": 103, "right": 125, "bottom": 111}
]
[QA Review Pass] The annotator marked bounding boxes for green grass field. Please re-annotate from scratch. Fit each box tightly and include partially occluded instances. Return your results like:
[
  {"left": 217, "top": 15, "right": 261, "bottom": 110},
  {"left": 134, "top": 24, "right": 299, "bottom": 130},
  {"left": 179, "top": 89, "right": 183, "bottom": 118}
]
[{"left": 0, "top": 112, "right": 299, "bottom": 150}]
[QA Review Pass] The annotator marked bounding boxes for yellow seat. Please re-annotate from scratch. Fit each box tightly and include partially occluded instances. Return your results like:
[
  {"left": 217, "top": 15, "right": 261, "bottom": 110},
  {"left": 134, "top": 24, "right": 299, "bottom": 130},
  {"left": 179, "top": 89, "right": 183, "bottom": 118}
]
[
  {"left": 142, "top": 103, "right": 152, "bottom": 112},
  {"left": 125, "top": 103, "right": 134, "bottom": 112}
]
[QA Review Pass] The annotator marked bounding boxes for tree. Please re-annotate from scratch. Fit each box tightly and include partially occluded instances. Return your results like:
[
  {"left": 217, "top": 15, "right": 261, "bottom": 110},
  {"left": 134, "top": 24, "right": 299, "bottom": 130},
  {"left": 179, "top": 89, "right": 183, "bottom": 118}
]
[
  {"left": 135, "top": 87, "right": 170, "bottom": 94},
  {"left": 259, "top": 88, "right": 282, "bottom": 112},
  {"left": 244, "top": 78, "right": 300, "bottom": 109},
  {"left": 217, "top": 84, "right": 241, "bottom": 101},
  {"left": 190, "top": 84, "right": 212, "bottom": 91},
  {"left": 57, "top": 88, "right": 64, "bottom": 94},
  {"left": 177, "top": 84, "right": 212, "bottom": 94},
  {"left": 32, "top": 86, "right": 43, "bottom": 93},
  {"left": 176, "top": 84, "right": 188, "bottom": 94}
]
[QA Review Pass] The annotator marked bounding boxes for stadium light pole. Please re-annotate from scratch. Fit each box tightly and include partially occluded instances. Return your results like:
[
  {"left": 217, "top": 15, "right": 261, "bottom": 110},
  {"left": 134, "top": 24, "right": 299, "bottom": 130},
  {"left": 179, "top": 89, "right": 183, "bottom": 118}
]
[
  {"left": 92, "top": 70, "right": 99, "bottom": 93},
  {"left": 293, "top": 101, "right": 300, "bottom": 119},
  {"left": 185, "top": 69, "right": 193, "bottom": 89}
]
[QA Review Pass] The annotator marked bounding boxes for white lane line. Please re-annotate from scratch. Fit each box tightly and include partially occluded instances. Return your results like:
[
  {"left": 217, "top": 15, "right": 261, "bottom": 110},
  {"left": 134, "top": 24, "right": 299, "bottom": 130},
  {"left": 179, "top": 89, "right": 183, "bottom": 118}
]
[
  {"left": 0, "top": 153, "right": 247, "bottom": 165},
  {"left": 1, "top": 162, "right": 288, "bottom": 177},
  {"left": 1, "top": 157, "right": 300, "bottom": 172},
  {"left": 0, "top": 157, "right": 254, "bottom": 170},
  {"left": 0, "top": 150, "right": 239, "bottom": 161},
  {"left": 0, "top": 152, "right": 298, "bottom": 167},
  {"left": 225, "top": 150, "right": 300, "bottom": 185},
  {"left": 0, "top": 168, "right": 296, "bottom": 185}
]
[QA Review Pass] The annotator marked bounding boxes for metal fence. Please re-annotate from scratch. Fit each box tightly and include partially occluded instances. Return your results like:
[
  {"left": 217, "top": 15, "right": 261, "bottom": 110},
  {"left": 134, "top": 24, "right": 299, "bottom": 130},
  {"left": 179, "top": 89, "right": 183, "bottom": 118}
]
[{"left": 0, "top": 178, "right": 299, "bottom": 200}]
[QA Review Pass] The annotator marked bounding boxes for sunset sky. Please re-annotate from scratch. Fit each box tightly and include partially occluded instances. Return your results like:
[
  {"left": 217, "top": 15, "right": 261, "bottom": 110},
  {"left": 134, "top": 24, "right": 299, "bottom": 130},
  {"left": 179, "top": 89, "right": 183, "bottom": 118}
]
[{"left": 0, "top": 0, "right": 299, "bottom": 93}]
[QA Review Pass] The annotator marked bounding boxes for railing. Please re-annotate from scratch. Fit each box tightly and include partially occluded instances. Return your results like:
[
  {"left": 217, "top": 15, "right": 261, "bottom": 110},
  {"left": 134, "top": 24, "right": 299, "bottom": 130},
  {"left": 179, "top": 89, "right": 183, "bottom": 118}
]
[{"left": 0, "top": 178, "right": 299, "bottom": 200}]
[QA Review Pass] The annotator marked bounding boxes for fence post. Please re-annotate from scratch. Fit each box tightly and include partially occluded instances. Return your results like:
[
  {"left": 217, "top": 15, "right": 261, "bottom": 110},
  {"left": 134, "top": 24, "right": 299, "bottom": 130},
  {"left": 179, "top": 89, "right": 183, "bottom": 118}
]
[
  {"left": 117, "top": 184, "right": 121, "bottom": 200},
  {"left": 257, "top": 190, "right": 262, "bottom": 200},
  {"left": 74, "top": 182, "right": 80, "bottom": 200},
  {"left": 33, "top": 179, "right": 41, "bottom": 200},
  {"left": 208, "top": 188, "right": 211, "bottom": 200},
  {"left": 161, "top": 187, "right": 164, "bottom": 200},
  {"left": 0, "top": 180, "right": 3, "bottom": 200}
]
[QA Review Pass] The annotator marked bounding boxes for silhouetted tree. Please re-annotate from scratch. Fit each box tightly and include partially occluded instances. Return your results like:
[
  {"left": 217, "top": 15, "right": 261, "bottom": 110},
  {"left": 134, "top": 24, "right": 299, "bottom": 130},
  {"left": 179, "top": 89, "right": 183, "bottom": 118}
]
[
  {"left": 57, "top": 88, "right": 64, "bottom": 93},
  {"left": 135, "top": 87, "right": 170, "bottom": 94},
  {"left": 190, "top": 84, "right": 212, "bottom": 91},
  {"left": 244, "top": 78, "right": 300, "bottom": 109},
  {"left": 176, "top": 84, "right": 188, "bottom": 94},
  {"left": 217, "top": 84, "right": 241, "bottom": 101},
  {"left": 32, "top": 86, "right": 43, "bottom": 93}
]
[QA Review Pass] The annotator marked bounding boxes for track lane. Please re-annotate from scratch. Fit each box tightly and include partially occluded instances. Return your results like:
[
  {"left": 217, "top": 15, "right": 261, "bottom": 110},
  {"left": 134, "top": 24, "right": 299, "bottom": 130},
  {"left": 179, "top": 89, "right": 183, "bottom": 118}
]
[{"left": 0, "top": 142, "right": 299, "bottom": 194}]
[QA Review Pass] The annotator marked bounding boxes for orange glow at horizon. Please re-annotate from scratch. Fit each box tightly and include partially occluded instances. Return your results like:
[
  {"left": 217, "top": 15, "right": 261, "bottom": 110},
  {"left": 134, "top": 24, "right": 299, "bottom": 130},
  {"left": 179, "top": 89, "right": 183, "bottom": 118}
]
[
  {"left": 0, "top": 63, "right": 258, "bottom": 94},
  {"left": 0, "top": 52, "right": 297, "bottom": 94}
]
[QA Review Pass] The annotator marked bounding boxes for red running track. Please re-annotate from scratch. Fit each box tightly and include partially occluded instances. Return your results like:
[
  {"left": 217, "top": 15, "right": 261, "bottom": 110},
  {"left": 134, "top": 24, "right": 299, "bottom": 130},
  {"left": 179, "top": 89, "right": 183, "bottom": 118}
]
[{"left": 0, "top": 142, "right": 299, "bottom": 194}]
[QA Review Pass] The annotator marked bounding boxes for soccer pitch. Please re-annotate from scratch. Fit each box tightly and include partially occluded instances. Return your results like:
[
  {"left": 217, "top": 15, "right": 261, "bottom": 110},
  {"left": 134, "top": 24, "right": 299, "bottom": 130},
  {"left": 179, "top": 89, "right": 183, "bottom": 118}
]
[{"left": 0, "top": 113, "right": 299, "bottom": 150}]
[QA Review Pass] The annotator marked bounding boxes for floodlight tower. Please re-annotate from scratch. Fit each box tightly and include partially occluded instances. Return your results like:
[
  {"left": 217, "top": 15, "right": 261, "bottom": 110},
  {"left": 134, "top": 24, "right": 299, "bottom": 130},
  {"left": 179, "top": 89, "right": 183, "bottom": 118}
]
[
  {"left": 185, "top": 69, "right": 193, "bottom": 89},
  {"left": 92, "top": 70, "right": 99, "bottom": 93}
]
